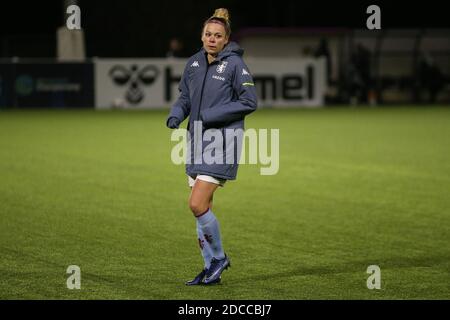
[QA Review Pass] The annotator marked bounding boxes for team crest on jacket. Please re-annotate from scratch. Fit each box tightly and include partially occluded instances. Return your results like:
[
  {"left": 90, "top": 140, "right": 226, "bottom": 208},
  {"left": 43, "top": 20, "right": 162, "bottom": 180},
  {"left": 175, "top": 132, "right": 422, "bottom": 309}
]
[{"left": 216, "top": 61, "right": 228, "bottom": 73}]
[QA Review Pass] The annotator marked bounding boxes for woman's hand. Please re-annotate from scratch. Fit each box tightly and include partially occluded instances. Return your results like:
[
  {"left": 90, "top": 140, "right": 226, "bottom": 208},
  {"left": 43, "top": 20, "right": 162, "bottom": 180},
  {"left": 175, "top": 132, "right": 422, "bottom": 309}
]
[{"left": 167, "top": 117, "right": 180, "bottom": 129}]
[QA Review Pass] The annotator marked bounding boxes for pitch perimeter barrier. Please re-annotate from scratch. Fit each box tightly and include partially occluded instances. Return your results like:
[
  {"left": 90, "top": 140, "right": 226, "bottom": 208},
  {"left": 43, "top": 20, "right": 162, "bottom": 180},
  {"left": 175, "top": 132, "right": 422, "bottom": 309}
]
[
  {"left": 95, "top": 57, "right": 326, "bottom": 109},
  {"left": 0, "top": 57, "right": 327, "bottom": 109},
  {"left": 0, "top": 61, "right": 94, "bottom": 109},
  {"left": 0, "top": 63, "right": 14, "bottom": 108}
]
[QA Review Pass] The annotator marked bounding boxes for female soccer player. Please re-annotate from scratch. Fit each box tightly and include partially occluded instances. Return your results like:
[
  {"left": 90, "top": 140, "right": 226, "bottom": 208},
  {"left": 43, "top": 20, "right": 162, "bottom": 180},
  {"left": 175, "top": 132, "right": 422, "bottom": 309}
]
[{"left": 166, "top": 8, "right": 257, "bottom": 285}]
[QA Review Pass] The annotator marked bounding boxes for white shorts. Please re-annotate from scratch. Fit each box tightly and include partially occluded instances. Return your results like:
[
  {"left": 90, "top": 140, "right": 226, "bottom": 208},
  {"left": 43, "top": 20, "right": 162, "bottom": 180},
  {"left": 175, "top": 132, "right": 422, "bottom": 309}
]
[{"left": 188, "top": 174, "right": 227, "bottom": 188}]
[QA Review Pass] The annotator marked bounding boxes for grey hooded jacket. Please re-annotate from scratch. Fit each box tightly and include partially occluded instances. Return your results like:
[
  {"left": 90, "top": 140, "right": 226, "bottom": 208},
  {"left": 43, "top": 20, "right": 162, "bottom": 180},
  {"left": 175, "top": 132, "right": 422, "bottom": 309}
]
[{"left": 167, "top": 41, "right": 258, "bottom": 180}]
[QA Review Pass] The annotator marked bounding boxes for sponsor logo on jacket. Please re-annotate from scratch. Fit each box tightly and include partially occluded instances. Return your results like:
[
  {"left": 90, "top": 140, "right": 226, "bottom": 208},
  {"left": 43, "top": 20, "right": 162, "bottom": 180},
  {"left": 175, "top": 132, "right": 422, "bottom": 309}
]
[{"left": 212, "top": 75, "right": 225, "bottom": 81}]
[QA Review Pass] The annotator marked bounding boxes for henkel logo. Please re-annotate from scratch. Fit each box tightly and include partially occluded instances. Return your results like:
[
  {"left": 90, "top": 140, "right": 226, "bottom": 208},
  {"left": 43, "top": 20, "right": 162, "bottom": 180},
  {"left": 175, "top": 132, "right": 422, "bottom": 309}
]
[
  {"left": 254, "top": 65, "right": 316, "bottom": 101},
  {"left": 109, "top": 65, "right": 159, "bottom": 105}
]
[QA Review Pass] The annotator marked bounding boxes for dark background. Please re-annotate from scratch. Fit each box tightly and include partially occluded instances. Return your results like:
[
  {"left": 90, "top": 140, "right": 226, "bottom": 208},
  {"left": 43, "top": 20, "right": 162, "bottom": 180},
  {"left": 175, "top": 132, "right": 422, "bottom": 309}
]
[{"left": 1, "top": 0, "right": 449, "bottom": 58}]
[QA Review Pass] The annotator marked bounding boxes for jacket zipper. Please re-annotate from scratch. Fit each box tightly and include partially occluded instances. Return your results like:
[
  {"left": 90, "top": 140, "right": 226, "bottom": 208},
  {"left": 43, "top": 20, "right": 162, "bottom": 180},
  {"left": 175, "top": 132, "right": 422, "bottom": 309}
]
[
  {"left": 190, "top": 56, "right": 213, "bottom": 164},
  {"left": 188, "top": 56, "right": 210, "bottom": 132},
  {"left": 196, "top": 55, "right": 217, "bottom": 121}
]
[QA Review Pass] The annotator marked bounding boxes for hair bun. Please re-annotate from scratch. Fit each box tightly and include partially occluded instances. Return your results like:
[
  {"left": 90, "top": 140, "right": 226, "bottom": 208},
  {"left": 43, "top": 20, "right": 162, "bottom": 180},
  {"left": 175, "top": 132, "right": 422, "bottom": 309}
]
[{"left": 213, "top": 8, "right": 230, "bottom": 22}]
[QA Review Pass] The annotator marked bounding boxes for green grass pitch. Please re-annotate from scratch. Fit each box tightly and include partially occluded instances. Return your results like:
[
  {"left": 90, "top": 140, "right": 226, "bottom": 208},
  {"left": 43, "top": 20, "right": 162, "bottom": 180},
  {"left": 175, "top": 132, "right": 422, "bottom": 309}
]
[{"left": 0, "top": 106, "right": 449, "bottom": 299}]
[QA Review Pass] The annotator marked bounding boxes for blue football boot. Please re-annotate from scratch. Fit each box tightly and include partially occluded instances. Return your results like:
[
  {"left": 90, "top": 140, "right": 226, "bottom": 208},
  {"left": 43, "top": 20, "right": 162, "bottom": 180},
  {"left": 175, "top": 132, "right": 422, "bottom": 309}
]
[
  {"left": 202, "top": 255, "right": 231, "bottom": 285},
  {"left": 185, "top": 268, "right": 222, "bottom": 286},
  {"left": 185, "top": 268, "right": 208, "bottom": 286}
]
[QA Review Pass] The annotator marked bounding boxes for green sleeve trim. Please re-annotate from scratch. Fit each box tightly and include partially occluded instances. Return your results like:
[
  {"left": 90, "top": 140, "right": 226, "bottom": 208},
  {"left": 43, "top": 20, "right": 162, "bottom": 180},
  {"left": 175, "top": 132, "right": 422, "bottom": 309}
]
[{"left": 242, "top": 82, "right": 255, "bottom": 86}]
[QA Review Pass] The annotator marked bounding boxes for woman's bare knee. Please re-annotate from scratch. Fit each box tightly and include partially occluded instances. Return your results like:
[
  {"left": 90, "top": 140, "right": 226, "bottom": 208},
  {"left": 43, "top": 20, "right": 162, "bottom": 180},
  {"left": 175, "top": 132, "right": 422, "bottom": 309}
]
[
  {"left": 189, "top": 191, "right": 211, "bottom": 216},
  {"left": 189, "top": 198, "right": 209, "bottom": 216},
  {"left": 188, "top": 180, "right": 218, "bottom": 216}
]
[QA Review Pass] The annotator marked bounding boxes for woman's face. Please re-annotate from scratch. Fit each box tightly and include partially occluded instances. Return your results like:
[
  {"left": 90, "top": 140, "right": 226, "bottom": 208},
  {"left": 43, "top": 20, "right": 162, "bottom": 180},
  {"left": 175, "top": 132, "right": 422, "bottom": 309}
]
[{"left": 201, "top": 22, "right": 228, "bottom": 57}]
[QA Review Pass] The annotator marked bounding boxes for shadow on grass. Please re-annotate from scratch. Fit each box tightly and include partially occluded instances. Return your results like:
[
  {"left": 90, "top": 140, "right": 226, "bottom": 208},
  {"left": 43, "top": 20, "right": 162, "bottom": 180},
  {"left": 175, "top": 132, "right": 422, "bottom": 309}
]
[
  {"left": 227, "top": 254, "right": 450, "bottom": 284},
  {"left": 1, "top": 246, "right": 171, "bottom": 299}
]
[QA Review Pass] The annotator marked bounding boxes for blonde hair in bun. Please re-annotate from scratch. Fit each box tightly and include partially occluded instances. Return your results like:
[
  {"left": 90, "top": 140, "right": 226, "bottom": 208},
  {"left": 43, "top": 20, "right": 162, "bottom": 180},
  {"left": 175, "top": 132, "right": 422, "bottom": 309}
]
[
  {"left": 213, "top": 8, "right": 230, "bottom": 22},
  {"left": 204, "top": 8, "right": 231, "bottom": 37}
]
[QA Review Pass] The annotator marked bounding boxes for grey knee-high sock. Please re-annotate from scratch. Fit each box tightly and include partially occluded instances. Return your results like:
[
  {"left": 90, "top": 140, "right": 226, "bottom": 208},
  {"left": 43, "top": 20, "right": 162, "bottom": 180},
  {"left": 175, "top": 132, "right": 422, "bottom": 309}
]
[
  {"left": 196, "top": 209, "right": 225, "bottom": 260},
  {"left": 196, "top": 220, "right": 213, "bottom": 269}
]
